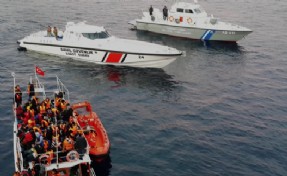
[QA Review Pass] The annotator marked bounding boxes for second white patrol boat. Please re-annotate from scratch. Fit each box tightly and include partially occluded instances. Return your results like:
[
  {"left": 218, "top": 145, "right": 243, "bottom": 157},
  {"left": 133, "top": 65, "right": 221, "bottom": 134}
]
[{"left": 129, "top": 1, "right": 252, "bottom": 42}]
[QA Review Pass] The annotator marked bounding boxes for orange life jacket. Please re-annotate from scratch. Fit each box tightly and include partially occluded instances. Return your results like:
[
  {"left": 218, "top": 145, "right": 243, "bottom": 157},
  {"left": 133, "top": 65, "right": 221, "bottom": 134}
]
[
  {"left": 60, "top": 102, "right": 67, "bottom": 111},
  {"left": 69, "top": 125, "right": 78, "bottom": 137},
  {"left": 29, "top": 109, "right": 35, "bottom": 118},
  {"left": 42, "top": 119, "right": 49, "bottom": 127},
  {"left": 52, "top": 108, "right": 58, "bottom": 116},
  {"left": 28, "top": 119, "right": 35, "bottom": 128},
  {"left": 33, "top": 126, "right": 41, "bottom": 134},
  {"left": 63, "top": 138, "right": 74, "bottom": 151},
  {"left": 43, "top": 140, "right": 49, "bottom": 151},
  {"left": 40, "top": 105, "right": 46, "bottom": 114},
  {"left": 55, "top": 97, "right": 61, "bottom": 108},
  {"left": 46, "top": 150, "right": 54, "bottom": 160},
  {"left": 45, "top": 100, "right": 51, "bottom": 109},
  {"left": 87, "top": 132, "right": 97, "bottom": 146}
]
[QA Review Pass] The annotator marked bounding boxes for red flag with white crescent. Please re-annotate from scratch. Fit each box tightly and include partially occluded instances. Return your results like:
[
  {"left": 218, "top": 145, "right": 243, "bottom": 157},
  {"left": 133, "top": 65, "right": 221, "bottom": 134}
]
[{"left": 35, "top": 66, "right": 45, "bottom": 76}]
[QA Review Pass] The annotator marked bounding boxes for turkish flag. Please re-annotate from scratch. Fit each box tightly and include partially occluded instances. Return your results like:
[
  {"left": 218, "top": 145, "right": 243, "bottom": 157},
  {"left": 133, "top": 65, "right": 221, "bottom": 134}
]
[{"left": 35, "top": 66, "right": 45, "bottom": 76}]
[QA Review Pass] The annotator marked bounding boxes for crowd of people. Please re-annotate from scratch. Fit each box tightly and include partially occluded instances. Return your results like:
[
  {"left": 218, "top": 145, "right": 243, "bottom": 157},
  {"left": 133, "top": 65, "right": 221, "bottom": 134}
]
[{"left": 13, "top": 84, "right": 88, "bottom": 176}]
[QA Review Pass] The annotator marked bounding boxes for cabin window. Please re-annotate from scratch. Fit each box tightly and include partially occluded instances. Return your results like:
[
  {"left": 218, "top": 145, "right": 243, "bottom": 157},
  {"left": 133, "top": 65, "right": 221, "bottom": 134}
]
[
  {"left": 176, "top": 8, "right": 184, "bottom": 13},
  {"left": 185, "top": 9, "right": 193, "bottom": 13},
  {"left": 194, "top": 8, "right": 201, "bottom": 13},
  {"left": 82, "top": 32, "right": 110, "bottom": 39}
]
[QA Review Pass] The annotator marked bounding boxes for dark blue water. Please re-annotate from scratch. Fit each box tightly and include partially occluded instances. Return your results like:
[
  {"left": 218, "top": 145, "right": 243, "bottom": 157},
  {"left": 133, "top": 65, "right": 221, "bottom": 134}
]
[{"left": 1, "top": 0, "right": 287, "bottom": 175}]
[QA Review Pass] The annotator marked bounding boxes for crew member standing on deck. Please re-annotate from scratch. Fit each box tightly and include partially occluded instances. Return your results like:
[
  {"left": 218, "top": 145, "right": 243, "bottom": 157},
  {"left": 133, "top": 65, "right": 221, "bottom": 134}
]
[
  {"left": 149, "top": 5, "right": 153, "bottom": 16},
  {"left": 53, "top": 27, "right": 58, "bottom": 40},
  {"left": 27, "top": 82, "right": 35, "bottom": 100},
  {"left": 163, "top": 6, "right": 168, "bottom": 21},
  {"left": 47, "top": 26, "right": 52, "bottom": 37}
]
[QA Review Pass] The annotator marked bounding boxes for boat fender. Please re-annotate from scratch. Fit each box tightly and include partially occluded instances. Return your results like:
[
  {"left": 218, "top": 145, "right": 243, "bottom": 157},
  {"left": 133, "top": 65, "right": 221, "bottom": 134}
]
[
  {"left": 39, "top": 154, "right": 51, "bottom": 166},
  {"left": 169, "top": 16, "right": 174, "bottom": 22},
  {"left": 187, "top": 17, "right": 193, "bottom": 24},
  {"left": 66, "top": 150, "right": 80, "bottom": 162}
]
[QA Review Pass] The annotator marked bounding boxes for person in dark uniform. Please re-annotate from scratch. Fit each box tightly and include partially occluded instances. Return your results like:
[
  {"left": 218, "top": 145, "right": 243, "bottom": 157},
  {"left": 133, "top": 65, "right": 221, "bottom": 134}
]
[
  {"left": 74, "top": 132, "right": 87, "bottom": 159},
  {"left": 27, "top": 82, "right": 35, "bottom": 100},
  {"left": 163, "top": 6, "right": 168, "bottom": 20},
  {"left": 149, "top": 5, "right": 153, "bottom": 16}
]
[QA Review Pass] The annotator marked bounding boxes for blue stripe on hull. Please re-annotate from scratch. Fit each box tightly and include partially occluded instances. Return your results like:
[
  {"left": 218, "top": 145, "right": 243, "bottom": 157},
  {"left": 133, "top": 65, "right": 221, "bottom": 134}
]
[{"left": 201, "top": 30, "right": 216, "bottom": 41}]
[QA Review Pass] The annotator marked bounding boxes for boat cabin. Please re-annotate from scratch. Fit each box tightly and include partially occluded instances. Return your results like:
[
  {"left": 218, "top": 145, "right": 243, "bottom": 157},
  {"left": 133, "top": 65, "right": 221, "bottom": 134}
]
[
  {"left": 170, "top": 2, "right": 207, "bottom": 16},
  {"left": 64, "top": 22, "right": 110, "bottom": 40}
]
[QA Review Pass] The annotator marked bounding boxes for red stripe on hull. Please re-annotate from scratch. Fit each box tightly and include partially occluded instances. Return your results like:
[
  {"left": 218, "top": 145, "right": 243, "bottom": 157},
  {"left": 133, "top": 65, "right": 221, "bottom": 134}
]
[{"left": 106, "top": 52, "right": 123, "bottom": 63}]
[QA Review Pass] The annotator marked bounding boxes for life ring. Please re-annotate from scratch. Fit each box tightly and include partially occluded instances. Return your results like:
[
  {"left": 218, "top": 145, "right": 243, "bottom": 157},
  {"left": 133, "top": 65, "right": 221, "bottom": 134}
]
[
  {"left": 39, "top": 154, "right": 51, "bottom": 166},
  {"left": 169, "top": 16, "right": 174, "bottom": 22},
  {"left": 187, "top": 17, "right": 193, "bottom": 24},
  {"left": 66, "top": 150, "right": 80, "bottom": 162}
]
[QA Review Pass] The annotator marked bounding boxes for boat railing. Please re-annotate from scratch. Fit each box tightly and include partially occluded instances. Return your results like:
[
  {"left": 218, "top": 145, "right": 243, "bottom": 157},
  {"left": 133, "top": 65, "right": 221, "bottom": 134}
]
[
  {"left": 33, "top": 74, "right": 46, "bottom": 100},
  {"left": 37, "top": 147, "right": 90, "bottom": 165},
  {"left": 56, "top": 76, "right": 70, "bottom": 102},
  {"left": 16, "top": 137, "right": 24, "bottom": 171}
]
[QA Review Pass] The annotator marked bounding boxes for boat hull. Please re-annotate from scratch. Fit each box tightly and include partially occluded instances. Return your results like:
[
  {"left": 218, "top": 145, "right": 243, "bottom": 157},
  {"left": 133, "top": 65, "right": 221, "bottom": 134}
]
[
  {"left": 19, "top": 42, "right": 179, "bottom": 68},
  {"left": 135, "top": 21, "right": 252, "bottom": 42}
]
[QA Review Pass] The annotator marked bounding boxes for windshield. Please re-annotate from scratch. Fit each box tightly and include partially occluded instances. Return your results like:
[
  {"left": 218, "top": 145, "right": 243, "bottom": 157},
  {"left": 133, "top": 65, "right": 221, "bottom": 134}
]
[
  {"left": 194, "top": 8, "right": 201, "bottom": 13},
  {"left": 82, "top": 31, "right": 110, "bottom": 39}
]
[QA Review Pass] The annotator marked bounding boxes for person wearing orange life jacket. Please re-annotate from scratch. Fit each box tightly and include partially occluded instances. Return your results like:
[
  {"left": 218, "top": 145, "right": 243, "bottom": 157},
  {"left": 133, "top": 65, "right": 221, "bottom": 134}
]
[
  {"left": 46, "top": 148, "right": 54, "bottom": 163},
  {"left": 41, "top": 119, "right": 49, "bottom": 128},
  {"left": 86, "top": 130, "right": 97, "bottom": 147},
  {"left": 52, "top": 125, "right": 60, "bottom": 140},
  {"left": 33, "top": 126, "right": 42, "bottom": 134},
  {"left": 62, "top": 136, "right": 74, "bottom": 152},
  {"left": 60, "top": 99, "right": 67, "bottom": 111},
  {"left": 51, "top": 107, "right": 59, "bottom": 117},
  {"left": 39, "top": 102, "right": 46, "bottom": 115},
  {"left": 28, "top": 108, "right": 35, "bottom": 119},
  {"left": 28, "top": 117, "right": 36, "bottom": 128},
  {"left": 54, "top": 96, "right": 62, "bottom": 110},
  {"left": 14, "top": 85, "right": 22, "bottom": 107},
  {"left": 69, "top": 122, "right": 78, "bottom": 138},
  {"left": 44, "top": 98, "right": 51, "bottom": 109},
  {"left": 59, "top": 123, "right": 66, "bottom": 131},
  {"left": 43, "top": 138, "right": 50, "bottom": 152}
]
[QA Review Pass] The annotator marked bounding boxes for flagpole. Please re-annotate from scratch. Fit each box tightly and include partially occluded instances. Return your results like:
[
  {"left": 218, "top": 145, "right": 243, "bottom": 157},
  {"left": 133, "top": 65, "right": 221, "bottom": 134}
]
[{"left": 34, "top": 65, "right": 36, "bottom": 78}]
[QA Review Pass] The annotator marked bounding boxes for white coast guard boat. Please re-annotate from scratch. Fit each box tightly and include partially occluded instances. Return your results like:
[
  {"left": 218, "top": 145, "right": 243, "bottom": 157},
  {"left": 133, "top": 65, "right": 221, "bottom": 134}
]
[
  {"left": 12, "top": 71, "right": 97, "bottom": 176},
  {"left": 17, "top": 21, "right": 182, "bottom": 68},
  {"left": 129, "top": 1, "right": 252, "bottom": 42}
]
